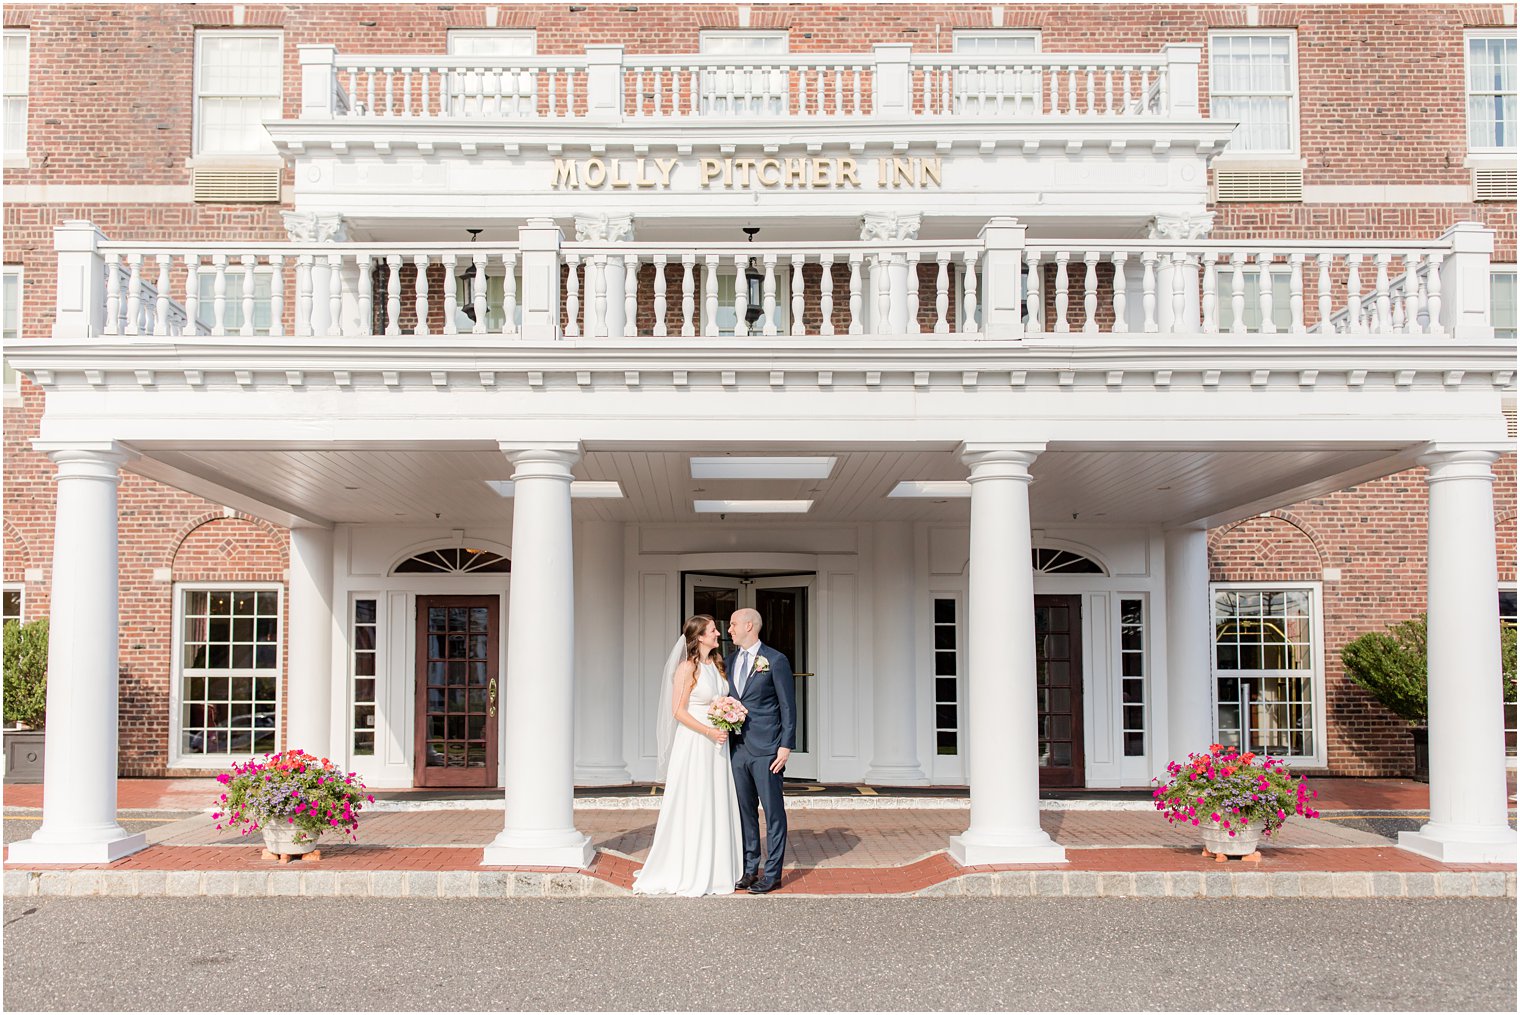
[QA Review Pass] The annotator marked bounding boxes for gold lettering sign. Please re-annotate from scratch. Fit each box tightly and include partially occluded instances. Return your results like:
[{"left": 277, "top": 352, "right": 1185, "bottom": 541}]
[{"left": 550, "top": 156, "right": 940, "bottom": 190}]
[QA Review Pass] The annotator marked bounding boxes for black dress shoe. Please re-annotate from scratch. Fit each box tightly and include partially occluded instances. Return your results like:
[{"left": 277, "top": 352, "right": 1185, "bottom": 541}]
[
  {"left": 734, "top": 870, "right": 761, "bottom": 891},
  {"left": 746, "top": 877, "right": 779, "bottom": 894}
]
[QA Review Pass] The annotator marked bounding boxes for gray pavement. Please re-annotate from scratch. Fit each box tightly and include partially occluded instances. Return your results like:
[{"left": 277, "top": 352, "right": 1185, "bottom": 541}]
[{"left": 3, "top": 896, "right": 1515, "bottom": 1011}]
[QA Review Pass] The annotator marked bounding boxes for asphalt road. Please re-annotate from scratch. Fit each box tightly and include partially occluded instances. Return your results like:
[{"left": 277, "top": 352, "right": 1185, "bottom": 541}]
[{"left": 3, "top": 897, "right": 1514, "bottom": 1011}]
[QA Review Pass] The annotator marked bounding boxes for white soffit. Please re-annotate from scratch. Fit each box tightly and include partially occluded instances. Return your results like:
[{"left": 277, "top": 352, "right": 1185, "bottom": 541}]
[
  {"left": 889, "top": 480, "right": 972, "bottom": 498},
  {"left": 689, "top": 456, "right": 838, "bottom": 480},
  {"left": 487, "top": 480, "right": 625, "bottom": 498},
  {"left": 692, "top": 499, "right": 814, "bottom": 513}
]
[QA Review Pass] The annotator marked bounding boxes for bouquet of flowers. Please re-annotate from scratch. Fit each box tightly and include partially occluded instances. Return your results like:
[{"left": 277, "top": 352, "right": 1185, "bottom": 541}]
[
  {"left": 1151, "top": 743, "right": 1320, "bottom": 839},
  {"left": 707, "top": 695, "right": 748, "bottom": 733},
  {"left": 212, "top": 749, "right": 375, "bottom": 846}
]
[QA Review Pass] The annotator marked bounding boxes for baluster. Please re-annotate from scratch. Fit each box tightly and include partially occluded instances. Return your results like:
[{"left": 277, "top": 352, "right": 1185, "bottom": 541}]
[
  {"left": 1104, "top": 67, "right": 1114, "bottom": 115},
  {"left": 209, "top": 253, "right": 227, "bottom": 337},
  {"left": 690, "top": 69, "right": 700, "bottom": 116},
  {"left": 815, "top": 68, "right": 826, "bottom": 115},
  {"left": 351, "top": 254, "right": 369, "bottom": 337},
  {"left": 365, "top": 66, "right": 376, "bottom": 117},
  {"left": 592, "top": 255, "right": 609, "bottom": 337},
  {"left": 934, "top": 252, "right": 950, "bottom": 334},
  {"left": 617, "top": 254, "right": 635, "bottom": 338},
  {"left": 296, "top": 255, "right": 314, "bottom": 336},
  {"left": 465, "top": 252, "right": 486, "bottom": 334},
  {"left": 791, "top": 254, "right": 806, "bottom": 336},
  {"left": 762, "top": 254, "right": 778, "bottom": 336},
  {"left": 1374, "top": 252, "right": 1393, "bottom": 332},
  {"left": 122, "top": 254, "right": 143, "bottom": 336},
  {"left": 962, "top": 252, "right": 979, "bottom": 334},
  {"left": 733, "top": 254, "right": 749, "bottom": 337},
  {"left": 1345, "top": 254, "right": 1365, "bottom": 333},
  {"left": 1139, "top": 67, "right": 1152, "bottom": 112},
  {"left": 1392, "top": 276, "right": 1408, "bottom": 333},
  {"left": 680, "top": 254, "right": 696, "bottom": 336},
  {"left": 547, "top": 67, "right": 559, "bottom": 116},
  {"left": 1052, "top": 251, "right": 1071, "bottom": 333},
  {"left": 383, "top": 67, "right": 395, "bottom": 116},
  {"left": 564, "top": 254, "right": 581, "bottom": 337},
  {"left": 1200, "top": 252, "right": 1219, "bottom": 333},
  {"left": 500, "top": 253, "right": 517, "bottom": 335},
  {"left": 848, "top": 253, "right": 864, "bottom": 335},
  {"left": 1255, "top": 252, "right": 1275, "bottom": 334},
  {"left": 346, "top": 67, "right": 359, "bottom": 114},
  {"left": 1049, "top": 65, "right": 1060, "bottom": 115},
  {"left": 1158, "top": 65, "right": 1170, "bottom": 114},
  {"left": 1141, "top": 250, "right": 1158, "bottom": 333},
  {"left": 1225, "top": 252, "right": 1245, "bottom": 334},
  {"left": 1067, "top": 64, "right": 1078, "bottom": 114},
  {"left": 1109, "top": 252, "right": 1129, "bottom": 333},
  {"left": 239, "top": 254, "right": 257, "bottom": 336},
  {"left": 385, "top": 255, "right": 402, "bottom": 335},
  {"left": 703, "top": 255, "right": 719, "bottom": 336},
  {"left": 1172, "top": 252, "right": 1190, "bottom": 331},
  {"left": 819, "top": 254, "right": 835, "bottom": 336},
  {"left": 1025, "top": 249, "right": 1043, "bottom": 332},
  {"left": 652, "top": 254, "right": 668, "bottom": 337},
  {"left": 402, "top": 68, "right": 413, "bottom": 117},
  {"left": 1085, "top": 66, "right": 1095, "bottom": 115},
  {"left": 329, "top": 252, "right": 345, "bottom": 336},
  {"left": 442, "top": 254, "right": 459, "bottom": 335},
  {"left": 1316, "top": 253, "right": 1333, "bottom": 334},
  {"left": 1122, "top": 67, "right": 1133, "bottom": 113},
  {"left": 1075, "top": 251, "right": 1096, "bottom": 333},
  {"left": 153, "top": 254, "right": 172, "bottom": 335},
  {"left": 102, "top": 254, "right": 122, "bottom": 335},
  {"left": 420, "top": 67, "right": 431, "bottom": 117},
  {"left": 181, "top": 255, "right": 199, "bottom": 336},
  {"left": 852, "top": 66, "right": 861, "bottom": 113},
  {"left": 1408, "top": 253, "right": 1428, "bottom": 333},
  {"left": 905, "top": 252, "right": 921, "bottom": 334},
  {"left": 874, "top": 256, "right": 892, "bottom": 334},
  {"left": 1425, "top": 252, "right": 1444, "bottom": 331},
  {"left": 1288, "top": 253, "right": 1305, "bottom": 334}
]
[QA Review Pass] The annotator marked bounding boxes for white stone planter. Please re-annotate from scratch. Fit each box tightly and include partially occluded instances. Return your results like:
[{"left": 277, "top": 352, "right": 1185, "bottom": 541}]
[
  {"left": 3, "top": 728, "right": 45, "bottom": 783},
  {"left": 261, "top": 823, "right": 323, "bottom": 857},
  {"left": 1201, "top": 819, "right": 1262, "bottom": 859}
]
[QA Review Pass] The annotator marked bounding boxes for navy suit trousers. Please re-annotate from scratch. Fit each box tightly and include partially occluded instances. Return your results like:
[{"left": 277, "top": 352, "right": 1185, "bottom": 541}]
[{"left": 730, "top": 742, "right": 787, "bottom": 879}]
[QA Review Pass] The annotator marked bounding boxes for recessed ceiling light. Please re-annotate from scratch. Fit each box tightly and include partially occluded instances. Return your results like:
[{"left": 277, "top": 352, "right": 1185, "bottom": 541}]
[
  {"left": 693, "top": 499, "right": 813, "bottom": 513},
  {"left": 888, "top": 481, "right": 971, "bottom": 498},
  {"left": 486, "top": 481, "right": 624, "bottom": 499},
  {"left": 690, "top": 456, "right": 837, "bottom": 480}
]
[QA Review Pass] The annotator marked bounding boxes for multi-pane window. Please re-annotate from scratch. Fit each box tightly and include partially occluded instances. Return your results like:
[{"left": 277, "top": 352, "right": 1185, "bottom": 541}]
[
  {"left": 1492, "top": 269, "right": 1517, "bottom": 340},
  {"left": 1467, "top": 33, "right": 1517, "bottom": 151},
  {"left": 3, "top": 31, "right": 27, "bottom": 158},
  {"left": 195, "top": 32, "right": 282, "bottom": 156},
  {"left": 178, "top": 586, "right": 280, "bottom": 757},
  {"left": 1215, "top": 266, "right": 1293, "bottom": 333},
  {"left": 446, "top": 30, "right": 536, "bottom": 57},
  {"left": 933, "top": 597, "right": 960, "bottom": 756},
  {"left": 1212, "top": 587, "right": 1317, "bottom": 758},
  {"left": 352, "top": 599, "right": 377, "bottom": 757},
  {"left": 196, "top": 270, "right": 272, "bottom": 334},
  {"left": 1209, "top": 33, "right": 1298, "bottom": 154},
  {"left": 699, "top": 31, "right": 788, "bottom": 55},
  {"left": 1502, "top": 587, "right": 1516, "bottom": 759},
  {"left": 698, "top": 31, "right": 788, "bottom": 115},
  {"left": 1119, "top": 598, "right": 1146, "bottom": 757},
  {"left": 952, "top": 31, "right": 1040, "bottom": 55},
  {"left": 952, "top": 31, "right": 1041, "bottom": 115},
  {"left": 3, "top": 267, "right": 19, "bottom": 397},
  {"left": 2, "top": 584, "right": 22, "bottom": 626}
]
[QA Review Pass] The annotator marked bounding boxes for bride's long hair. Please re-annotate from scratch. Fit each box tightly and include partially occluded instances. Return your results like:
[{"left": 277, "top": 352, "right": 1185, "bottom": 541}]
[{"left": 682, "top": 614, "right": 727, "bottom": 679}]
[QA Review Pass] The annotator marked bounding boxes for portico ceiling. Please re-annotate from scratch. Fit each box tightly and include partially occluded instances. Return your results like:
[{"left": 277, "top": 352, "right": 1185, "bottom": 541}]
[{"left": 134, "top": 444, "right": 1407, "bottom": 531}]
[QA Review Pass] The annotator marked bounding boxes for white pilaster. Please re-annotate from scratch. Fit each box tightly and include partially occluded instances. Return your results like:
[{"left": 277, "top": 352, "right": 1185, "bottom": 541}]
[
  {"left": 865, "top": 520, "right": 928, "bottom": 785},
  {"left": 8, "top": 446, "right": 146, "bottom": 865},
  {"left": 484, "top": 443, "right": 594, "bottom": 868},
  {"left": 1164, "top": 525, "right": 1213, "bottom": 762},
  {"left": 573, "top": 519, "right": 632, "bottom": 785},
  {"left": 949, "top": 443, "right": 1065, "bottom": 865},
  {"left": 1399, "top": 447, "right": 1516, "bottom": 863},
  {"left": 286, "top": 524, "right": 334, "bottom": 755}
]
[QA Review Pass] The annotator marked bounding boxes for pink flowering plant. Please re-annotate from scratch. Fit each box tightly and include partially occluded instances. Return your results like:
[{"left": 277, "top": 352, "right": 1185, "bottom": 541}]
[
  {"left": 213, "top": 749, "right": 375, "bottom": 846},
  {"left": 1152, "top": 743, "right": 1321, "bottom": 839},
  {"left": 707, "top": 696, "right": 748, "bottom": 733}
]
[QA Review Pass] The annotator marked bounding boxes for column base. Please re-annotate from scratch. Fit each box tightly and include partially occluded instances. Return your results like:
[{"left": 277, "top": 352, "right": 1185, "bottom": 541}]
[
  {"left": 948, "top": 831, "right": 1066, "bottom": 866},
  {"left": 573, "top": 765, "right": 634, "bottom": 787},
  {"left": 863, "top": 765, "right": 931, "bottom": 786},
  {"left": 6, "top": 830, "right": 147, "bottom": 865},
  {"left": 1398, "top": 824, "right": 1517, "bottom": 864},
  {"left": 482, "top": 829, "right": 595, "bottom": 869}
]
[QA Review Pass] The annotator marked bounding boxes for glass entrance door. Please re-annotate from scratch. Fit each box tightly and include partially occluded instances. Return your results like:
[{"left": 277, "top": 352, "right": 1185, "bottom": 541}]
[
  {"left": 414, "top": 595, "right": 499, "bottom": 787},
  {"left": 1035, "top": 595, "right": 1085, "bottom": 789},
  {"left": 685, "top": 574, "right": 817, "bottom": 780}
]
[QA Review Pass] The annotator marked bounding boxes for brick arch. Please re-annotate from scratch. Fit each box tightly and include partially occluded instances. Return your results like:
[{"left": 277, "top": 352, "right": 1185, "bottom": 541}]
[
  {"left": 2, "top": 519, "right": 32, "bottom": 579},
  {"left": 169, "top": 514, "right": 288, "bottom": 580},
  {"left": 1208, "top": 510, "right": 1328, "bottom": 581}
]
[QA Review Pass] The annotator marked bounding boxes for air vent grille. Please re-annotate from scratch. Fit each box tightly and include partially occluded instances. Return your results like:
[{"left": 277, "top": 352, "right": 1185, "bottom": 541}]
[
  {"left": 1214, "top": 169, "right": 1304, "bottom": 203},
  {"left": 1504, "top": 404, "right": 1517, "bottom": 441},
  {"left": 192, "top": 168, "right": 281, "bottom": 204},
  {"left": 1473, "top": 168, "right": 1517, "bottom": 203}
]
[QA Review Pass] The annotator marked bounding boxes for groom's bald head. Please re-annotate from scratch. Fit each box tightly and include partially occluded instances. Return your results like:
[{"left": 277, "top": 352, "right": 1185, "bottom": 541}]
[{"left": 728, "top": 608, "right": 762, "bottom": 648}]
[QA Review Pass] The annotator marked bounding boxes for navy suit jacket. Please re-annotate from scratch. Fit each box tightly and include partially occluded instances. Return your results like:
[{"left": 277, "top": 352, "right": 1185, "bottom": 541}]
[{"left": 725, "top": 643, "right": 797, "bottom": 754}]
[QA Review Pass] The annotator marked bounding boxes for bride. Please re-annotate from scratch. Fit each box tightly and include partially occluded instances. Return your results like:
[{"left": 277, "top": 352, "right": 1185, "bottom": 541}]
[{"left": 632, "top": 615, "right": 744, "bottom": 896}]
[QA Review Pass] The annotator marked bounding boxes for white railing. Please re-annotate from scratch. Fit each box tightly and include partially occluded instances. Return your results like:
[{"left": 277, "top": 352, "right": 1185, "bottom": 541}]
[
  {"left": 57, "top": 222, "right": 1494, "bottom": 343},
  {"left": 300, "top": 43, "right": 1202, "bottom": 122}
]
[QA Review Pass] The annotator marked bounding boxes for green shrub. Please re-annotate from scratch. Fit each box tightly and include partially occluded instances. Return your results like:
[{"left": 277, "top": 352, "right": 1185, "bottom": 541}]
[
  {"left": 2, "top": 618, "right": 49, "bottom": 729},
  {"left": 1341, "top": 614, "right": 1518, "bottom": 726}
]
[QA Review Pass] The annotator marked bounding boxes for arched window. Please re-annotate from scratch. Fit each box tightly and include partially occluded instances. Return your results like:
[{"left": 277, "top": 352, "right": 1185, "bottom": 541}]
[
  {"left": 393, "top": 548, "right": 511, "bottom": 574},
  {"left": 1031, "top": 548, "right": 1105, "bottom": 574}
]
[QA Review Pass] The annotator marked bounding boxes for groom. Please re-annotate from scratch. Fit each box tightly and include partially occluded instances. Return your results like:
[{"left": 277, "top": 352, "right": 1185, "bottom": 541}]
[{"left": 726, "top": 608, "right": 796, "bottom": 894}]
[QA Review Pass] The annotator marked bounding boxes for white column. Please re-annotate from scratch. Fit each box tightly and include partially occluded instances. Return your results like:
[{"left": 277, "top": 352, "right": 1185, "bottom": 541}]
[
  {"left": 484, "top": 444, "right": 593, "bottom": 868},
  {"left": 285, "top": 524, "right": 334, "bottom": 755},
  {"left": 1399, "top": 447, "right": 1516, "bottom": 863},
  {"left": 8, "top": 446, "right": 146, "bottom": 865},
  {"left": 949, "top": 444, "right": 1065, "bottom": 865},
  {"left": 1164, "top": 525, "right": 1214, "bottom": 762},
  {"left": 865, "top": 520, "right": 928, "bottom": 785},
  {"left": 573, "top": 519, "right": 632, "bottom": 785}
]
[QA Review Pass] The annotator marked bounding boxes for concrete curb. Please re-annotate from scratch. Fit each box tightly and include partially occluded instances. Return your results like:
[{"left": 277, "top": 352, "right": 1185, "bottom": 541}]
[{"left": 5, "top": 867, "right": 1514, "bottom": 899}]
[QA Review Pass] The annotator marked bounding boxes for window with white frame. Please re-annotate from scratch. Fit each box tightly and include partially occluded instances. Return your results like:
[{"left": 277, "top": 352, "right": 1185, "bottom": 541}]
[
  {"left": 1492, "top": 268, "right": 1516, "bottom": 340},
  {"left": 1119, "top": 597, "right": 1147, "bottom": 757},
  {"left": 932, "top": 596, "right": 961, "bottom": 756},
  {"left": 952, "top": 31, "right": 1041, "bottom": 115},
  {"left": 352, "top": 598, "right": 378, "bottom": 757},
  {"left": 699, "top": 30, "right": 789, "bottom": 55},
  {"left": 3, "top": 31, "right": 27, "bottom": 159},
  {"left": 196, "top": 269, "right": 273, "bottom": 334},
  {"left": 176, "top": 585, "right": 281, "bottom": 758},
  {"left": 952, "top": 30, "right": 1041, "bottom": 55},
  {"left": 1209, "top": 32, "right": 1299, "bottom": 155},
  {"left": 454, "top": 269, "right": 523, "bottom": 333},
  {"left": 1501, "top": 586, "right": 1516, "bottom": 759},
  {"left": 445, "top": 30, "right": 537, "bottom": 114},
  {"left": 3, "top": 266, "right": 19, "bottom": 399},
  {"left": 1214, "top": 264, "right": 1293, "bottom": 333},
  {"left": 699, "top": 31, "right": 789, "bottom": 115},
  {"left": 1212, "top": 586, "right": 1319, "bottom": 758},
  {"left": 194, "top": 31, "right": 282, "bottom": 157},
  {"left": 699, "top": 265, "right": 792, "bottom": 337},
  {"left": 2, "top": 583, "right": 22, "bottom": 626},
  {"left": 446, "top": 30, "right": 536, "bottom": 57},
  {"left": 1466, "top": 32, "right": 1517, "bottom": 151}
]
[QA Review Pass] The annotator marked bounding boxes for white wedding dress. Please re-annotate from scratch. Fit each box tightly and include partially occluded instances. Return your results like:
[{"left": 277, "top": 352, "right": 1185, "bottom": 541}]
[{"left": 632, "top": 661, "right": 744, "bottom": 896}]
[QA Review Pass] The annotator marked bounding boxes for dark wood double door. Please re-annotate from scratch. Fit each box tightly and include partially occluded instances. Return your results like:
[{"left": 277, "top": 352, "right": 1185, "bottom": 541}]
[
  {"left": 1035, "top": 595, "right": 1085, "bottom": 789},
  {"left": 414, "top": 596, "right": 500, "bottom": 787}
]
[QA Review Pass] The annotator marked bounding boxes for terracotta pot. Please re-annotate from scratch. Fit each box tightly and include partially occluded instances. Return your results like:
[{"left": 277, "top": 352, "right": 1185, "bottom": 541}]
[{"left": 1201, "top": 819, "right": 1261, "bottom": 857}]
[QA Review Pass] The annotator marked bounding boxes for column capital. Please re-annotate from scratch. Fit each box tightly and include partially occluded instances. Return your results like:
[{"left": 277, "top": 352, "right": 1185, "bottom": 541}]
[
  {"left": 281, "top": 211, "right": 349, "bottom": 244},
  {"left": 1416, "top": 443, "right": 1504, "bottom": 481},
  {"left": 1148, "top": 212, "right": 1215, "bottom": 241},
  {"left": 499, "top": 443, "right": 582, "bottom": 477},
  {"left": 860, "top": 211, "right": 922, "bottom": 242},
  {"left": 33, "top": 441, "right": 131, "bottom": 475},
  {"left": 959, "top": 442, "right": 1045, "bottom": 477},
  {"left": 574, "top": 212, "right": 634, "bottom": 242}
]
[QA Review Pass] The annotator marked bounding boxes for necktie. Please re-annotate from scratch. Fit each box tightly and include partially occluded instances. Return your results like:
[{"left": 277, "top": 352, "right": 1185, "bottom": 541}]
[{"left": 737, "top": 650, "right": 751, "bottom": 695}]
